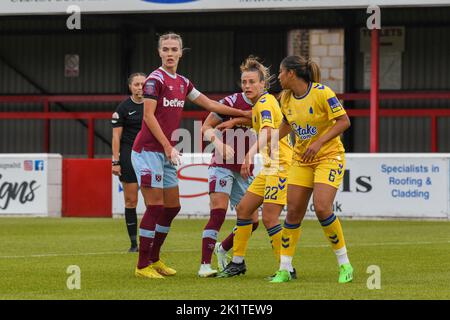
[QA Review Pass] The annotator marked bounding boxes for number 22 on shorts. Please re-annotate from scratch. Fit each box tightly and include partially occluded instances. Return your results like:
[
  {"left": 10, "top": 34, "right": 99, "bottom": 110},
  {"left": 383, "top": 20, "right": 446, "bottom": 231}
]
[{"left": 264, "top": 186, "right": 279, "bottom": 200}]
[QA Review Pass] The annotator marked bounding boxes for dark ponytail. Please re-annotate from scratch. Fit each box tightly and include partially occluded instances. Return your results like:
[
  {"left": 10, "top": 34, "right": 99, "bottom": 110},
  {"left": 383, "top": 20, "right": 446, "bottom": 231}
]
[{"left": 281, "top": 55, "right": 321, "bottom": 83}]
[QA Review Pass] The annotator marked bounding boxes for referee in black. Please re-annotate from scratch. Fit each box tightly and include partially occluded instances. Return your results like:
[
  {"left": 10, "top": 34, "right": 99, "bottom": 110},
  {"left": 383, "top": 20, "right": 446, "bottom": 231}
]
[{"left": 112, "top": 72, "right": 146, "bottom": 252}]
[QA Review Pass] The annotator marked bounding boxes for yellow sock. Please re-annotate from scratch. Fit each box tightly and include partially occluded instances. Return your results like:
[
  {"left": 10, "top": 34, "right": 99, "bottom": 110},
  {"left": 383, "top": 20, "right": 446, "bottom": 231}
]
[
  {"left": 280, "top": 222, "right": 302, "bottom": 258},
  {"left": 267, "top": 224, "right": 282, "bottom": 263},
  {"left": 320, "top": 213, "right": 346, "bottom": 251},
  {"left": 233, "top": 219, "right": 253, "bottom": 258}
]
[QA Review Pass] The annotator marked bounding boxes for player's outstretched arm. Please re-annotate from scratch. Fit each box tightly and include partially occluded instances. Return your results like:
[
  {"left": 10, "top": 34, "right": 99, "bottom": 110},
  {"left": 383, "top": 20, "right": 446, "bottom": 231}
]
[
  {"left": 192, "top": 94, "right": 251, "bottom": 119},
  {"left": 216, "top": 117, "right": 252, "bottom": 131},
  {"left": 247, "top": 122, "right": 291, "bottom": 163},
  {"left": 201, "top": 113, "right": 223, "bottom": 143},
  {"left": 201, "top": 113, "right": 234, "bottom": 161}
]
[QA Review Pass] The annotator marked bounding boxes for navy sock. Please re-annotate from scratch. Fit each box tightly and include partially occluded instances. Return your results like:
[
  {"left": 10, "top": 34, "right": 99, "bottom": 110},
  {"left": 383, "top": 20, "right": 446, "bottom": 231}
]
[{"left": 125, "top": 207, "right": 138, "bottom": 247}]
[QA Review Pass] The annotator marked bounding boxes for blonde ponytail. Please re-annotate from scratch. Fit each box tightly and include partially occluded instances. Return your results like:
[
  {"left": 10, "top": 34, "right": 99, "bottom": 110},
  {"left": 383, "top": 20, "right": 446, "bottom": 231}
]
[{"left": 240, "top": 55, "right": 275, "bottom": 90}]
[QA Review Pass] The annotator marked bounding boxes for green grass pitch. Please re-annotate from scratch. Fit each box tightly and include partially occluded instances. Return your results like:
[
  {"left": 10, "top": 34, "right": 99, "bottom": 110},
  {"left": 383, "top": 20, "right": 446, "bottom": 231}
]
[{"left": 0, "top": 217, "right": 449, "bottom": 300}]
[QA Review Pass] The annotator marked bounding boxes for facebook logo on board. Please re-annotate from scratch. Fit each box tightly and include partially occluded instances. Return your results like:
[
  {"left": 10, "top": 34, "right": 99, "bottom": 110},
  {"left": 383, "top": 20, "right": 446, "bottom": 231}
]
[{"left": 35, "top": 160, "right": 44, "bottom": 171}]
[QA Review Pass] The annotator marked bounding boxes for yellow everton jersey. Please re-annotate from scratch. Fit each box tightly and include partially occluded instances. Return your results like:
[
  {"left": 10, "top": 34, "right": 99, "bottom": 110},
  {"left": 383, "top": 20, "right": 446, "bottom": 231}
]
[
  {"left": 280, "top": 83, "right": 347, "bottom": 164},
  {"left": 252, "top": 92, "right": 292, "bottom": 174}
]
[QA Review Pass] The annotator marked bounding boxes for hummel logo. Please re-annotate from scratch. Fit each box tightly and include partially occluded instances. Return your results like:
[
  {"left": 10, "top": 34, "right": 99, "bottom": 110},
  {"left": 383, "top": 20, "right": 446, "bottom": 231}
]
[
  {"left": 128, "top": 111, "right": 136, "bottom": 115},
  {"left": 282, "top": 237, "right": 289, "bottom": 243}
]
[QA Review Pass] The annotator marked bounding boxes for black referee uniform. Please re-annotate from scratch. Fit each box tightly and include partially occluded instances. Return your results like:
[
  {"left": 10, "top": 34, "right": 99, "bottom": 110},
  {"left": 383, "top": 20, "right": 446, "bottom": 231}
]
[
  {"left": 112, "top": 97, "right": 143, "bottom": 183},
  {"left": 112, "top": 97, "right": 143, "bottom": 252}
]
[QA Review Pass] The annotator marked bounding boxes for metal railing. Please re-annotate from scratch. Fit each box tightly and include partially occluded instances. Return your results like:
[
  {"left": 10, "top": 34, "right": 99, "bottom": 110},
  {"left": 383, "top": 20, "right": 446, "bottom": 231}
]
[{"left": 1, "top": 92, "right": 450, "bottom": 157}]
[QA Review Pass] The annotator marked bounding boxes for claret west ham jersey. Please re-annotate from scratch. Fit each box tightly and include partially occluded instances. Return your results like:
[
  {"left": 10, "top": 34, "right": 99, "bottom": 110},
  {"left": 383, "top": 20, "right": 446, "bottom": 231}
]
[
  {"left": 132, "top": 67, "right": 200, "bottom": 153},
  {"left": 210, "top": 92, "right": 256, "bottom": 173}
]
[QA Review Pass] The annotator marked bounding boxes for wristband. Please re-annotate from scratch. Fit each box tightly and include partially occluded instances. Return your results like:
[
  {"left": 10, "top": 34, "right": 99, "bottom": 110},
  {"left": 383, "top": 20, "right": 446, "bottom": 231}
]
[{"left": 112, "top": 160, "right": 120, "bottom": 166}]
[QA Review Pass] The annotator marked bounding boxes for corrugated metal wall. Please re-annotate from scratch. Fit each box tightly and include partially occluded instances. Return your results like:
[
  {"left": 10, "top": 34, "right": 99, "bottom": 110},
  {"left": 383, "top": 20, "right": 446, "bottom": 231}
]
[
  {"left": 351, "top": 24, "right": 450, "bottom": 152},
  {"left": 0, "top": 27, "right": 122, "bottom": 155},
  {"left": 0, "top": 33, "right": 122, "bottom": 94},
  {"left": 1, "top": 8, "right": 450, "bottom": 155}
]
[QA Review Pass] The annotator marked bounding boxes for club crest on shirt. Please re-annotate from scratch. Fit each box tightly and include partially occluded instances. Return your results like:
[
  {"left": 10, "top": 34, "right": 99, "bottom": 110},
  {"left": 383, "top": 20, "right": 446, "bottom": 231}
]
[
  {"left": 219, "top": 179, "right": 227, "bottom": 187},
  {"left": 155, "top": 174, "right": 162, "bottom": 182}
]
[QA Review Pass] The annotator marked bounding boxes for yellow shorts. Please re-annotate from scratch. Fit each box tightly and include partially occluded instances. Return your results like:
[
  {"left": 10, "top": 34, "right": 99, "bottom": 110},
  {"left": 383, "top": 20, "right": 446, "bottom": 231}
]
[
  {"left": 247, "top": 173, "right": 288, "bottom": 205},
  {"left": 289, "top": 155, "right": 345, "bottom": 189}
]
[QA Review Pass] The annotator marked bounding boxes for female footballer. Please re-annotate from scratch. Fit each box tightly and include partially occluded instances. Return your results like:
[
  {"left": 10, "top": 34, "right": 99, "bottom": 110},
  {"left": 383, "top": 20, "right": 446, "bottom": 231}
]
[
  {"left": 112, "top": 72, "right": 146, "bottom": 253},
  {"left": 132, "top": 32, "right": 251, "bottom": 279},
  {"left": 198, "top": 91, "right": 259, "bottom": 278},
  {"left": 269, "top": 55, "right": 353, "bottom": 283},
  {"left": 218, "top": 57, "right": 293, "bottom": 278}
]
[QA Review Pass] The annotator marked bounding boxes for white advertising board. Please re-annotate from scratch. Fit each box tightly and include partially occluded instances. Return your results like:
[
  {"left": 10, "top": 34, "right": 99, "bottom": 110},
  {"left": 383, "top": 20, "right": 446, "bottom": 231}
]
[
  {"left": 320, "top": 154, "right": 449, "bottom": 219},
  {"left": 0, "top": 154, "right": 62, "bottom": 216},
  {"left": 2, "top": 0, "right": 450, "bottom": 15},
  {"left": 113, "top": 153, "right": 450, "bottom": 219}
]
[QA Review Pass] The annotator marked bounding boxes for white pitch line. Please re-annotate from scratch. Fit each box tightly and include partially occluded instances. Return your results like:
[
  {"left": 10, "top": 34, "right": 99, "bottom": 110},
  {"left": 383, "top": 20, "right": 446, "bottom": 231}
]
[
  {"left": 0, "top": 251, "right": 129, "bottom": 259},
  {"left": 0, "top": 240, "right": 449, "bottom": 259}
]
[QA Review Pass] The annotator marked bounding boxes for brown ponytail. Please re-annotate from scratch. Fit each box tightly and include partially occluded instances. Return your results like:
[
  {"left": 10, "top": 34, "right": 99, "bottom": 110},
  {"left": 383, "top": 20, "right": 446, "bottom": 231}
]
[{"left": 306, "top": 59, "right": 321, "bottom": 83}]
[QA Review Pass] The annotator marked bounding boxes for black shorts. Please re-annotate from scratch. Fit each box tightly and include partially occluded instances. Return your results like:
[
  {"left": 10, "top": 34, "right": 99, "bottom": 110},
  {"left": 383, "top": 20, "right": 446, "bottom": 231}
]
[{"left": 119, "top": 144, "right": 138, "bottom": 183}]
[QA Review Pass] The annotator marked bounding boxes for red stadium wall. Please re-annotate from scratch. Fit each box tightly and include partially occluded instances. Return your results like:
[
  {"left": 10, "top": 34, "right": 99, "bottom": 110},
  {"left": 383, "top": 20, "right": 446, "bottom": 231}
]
[{"left": 62, "top": 159, "right": 112, "bottom": 217}]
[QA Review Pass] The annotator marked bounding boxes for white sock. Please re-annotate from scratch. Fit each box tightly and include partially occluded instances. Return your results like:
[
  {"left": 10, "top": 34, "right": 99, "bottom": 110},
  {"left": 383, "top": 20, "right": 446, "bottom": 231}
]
[
  {"left": 218, "top": 244, "right": 228, "bottom": 255},
  {"left": 279, "top": 255, "right": 294, "bottom": 272},
  {"left": 335, "top": 246, "right": 350, "bottom": 266},
  {"left": 232, "top": 256, "right": 244, "bottom": 264},
  {"left": 200, "top": 263, "right": 211, "bottom": 270}
]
